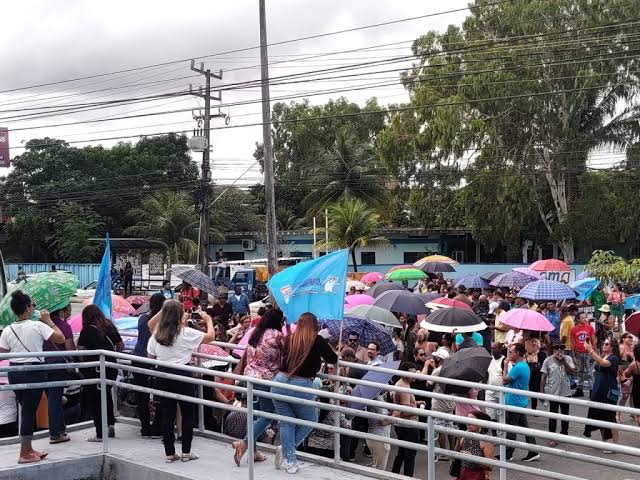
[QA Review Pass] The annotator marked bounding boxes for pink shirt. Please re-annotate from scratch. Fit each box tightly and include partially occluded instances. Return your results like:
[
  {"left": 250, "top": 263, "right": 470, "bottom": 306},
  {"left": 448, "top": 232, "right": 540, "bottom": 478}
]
[{"left": 244, "top": 329, "right": 283, "bottom": 380}]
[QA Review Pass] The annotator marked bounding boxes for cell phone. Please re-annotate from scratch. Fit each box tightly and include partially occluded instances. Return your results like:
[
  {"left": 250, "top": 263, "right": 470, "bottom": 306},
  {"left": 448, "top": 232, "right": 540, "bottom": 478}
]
[{"left": 191, "top": 311, "right": 202, "bottom": 320}]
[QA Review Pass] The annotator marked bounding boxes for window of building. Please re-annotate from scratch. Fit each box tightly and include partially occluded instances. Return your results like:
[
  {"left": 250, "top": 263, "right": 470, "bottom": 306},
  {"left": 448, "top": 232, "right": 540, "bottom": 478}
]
[
  {"left": 403, "top": 252, "right": 425, "bottom": 264},
  {"left": 451, "top": 250, "right": 464, "bottom": 263},
  {"left": 361, "top": 252, "right": 376, "bottom": 265}
]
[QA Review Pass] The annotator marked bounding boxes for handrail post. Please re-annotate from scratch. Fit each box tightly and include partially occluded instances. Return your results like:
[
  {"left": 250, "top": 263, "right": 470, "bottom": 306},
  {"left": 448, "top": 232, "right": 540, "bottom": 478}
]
[
  {"left": 247, "top": 380, "right": 255, "bottom": 480},
  {"left": 333, "top": 361, "right": 341, "bottom": 464},
  {"left": 196, "top": 356, "right": 204, "bottom": 432},
  {"left": 427, "top": 415, "right": 435, "bottom": 480},
  {"left": 499, "top": 391, "right": 507, "bottom": 480},
  {"left": 100, "top": 354, "right": 109, "bottom": 453}
]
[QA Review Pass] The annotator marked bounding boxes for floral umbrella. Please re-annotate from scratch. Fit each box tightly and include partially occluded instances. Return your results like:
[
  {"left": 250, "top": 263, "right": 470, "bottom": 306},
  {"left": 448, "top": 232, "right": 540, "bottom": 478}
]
[
  {"left": 83, "top": 294, "right": 135, "bottom": 316},
  {"left": 0, "top": 272, "right": 79, "bottom": 326}
]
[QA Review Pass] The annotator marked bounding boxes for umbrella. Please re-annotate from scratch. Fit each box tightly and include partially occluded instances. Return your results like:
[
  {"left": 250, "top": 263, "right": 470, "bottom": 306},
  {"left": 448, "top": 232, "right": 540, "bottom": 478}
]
[
  {"left": 367, "top": 283, "right": 404, "bottom": 298},
  {"left": 624, "top": 312, "right": 640, "bottom": 337},
  {"left": 414, "top": 255, "right": 458, "bottom": 266},
  {"left": 420, "top": 307, "right": 486, "bottom": 333},
  {"left": 440, "top": 347, "right": 491, "bottom": 393},
  {"left": 345, "top": 294, "right": 375, "bottom": 306},
  {"left": 625, "top": 294, "right": 640, "bottom": 312},
  {"left": 530, "top": 259, "right": 571, "bottom": 272},
  {"left": 0, "top": 272, "right": 80, "bottom": 326},
  {"left": 199, "top": 343, "right": 234, "bottom": 368},
  {"left": 126, "top": 295, "right": 150, "bottom": 306},
  {"left": 428, "top": 297, "right": 473, "bottom": 311},
  {"left": 512, "top": 267, "right": 542, "bottom": 279},
  {"left": 576, "top": 270, "right": 593, "bottom": 281},
  {"left": 387, "top": 264, "right": 417, "bottom": 273},
  {"left": 498, "top": 309, "right": 554, "bottom": 332},
  {"left": 346, "top": 280, "right": 366, "bottom": 292},
  {"left": 454, "top": 275, "right": 489, "bottom": 289},
  {"left": 324, "top": 317, "right": 395, "bottom": 356},
  {"left": 362, "top": 272, "right": 385, "bottom": 284},
  {"left": 568, "top": 278, "right": 600, "bottom": 301},
  {"left": 386, "top": 268, "right": 427, "bottom": 282},
  {"left": 490, "top": 272, "right": 536, "bottom": 289},
  {"left": 418, "top": 262, "right": 456, "bottom": 273},
  {"left": 373, "top": 290, "right": 429, "bottom": 315},
  {"left": 416, "top": 292, "right": 442, "bottom": 304},
  {"left": 348, "top": 360, "right": 401, "bottom": 410},
  {"left": 83, "top": 294, "right": 135, "bottom": 316},
  {"left": 518, "top": 280, "right": 576, "bottom": 301},
  {"left": 479, "top": 272, "right": 502, "bottom": 281},
  {"left": 69, "top": 311, "right": 125, "bottom": 333},
  {"left": 175, "top": 268, "right": 218, "bottom": 295},
  {"left": 346, "top": 304, "right": 402, "bottom": 328}
]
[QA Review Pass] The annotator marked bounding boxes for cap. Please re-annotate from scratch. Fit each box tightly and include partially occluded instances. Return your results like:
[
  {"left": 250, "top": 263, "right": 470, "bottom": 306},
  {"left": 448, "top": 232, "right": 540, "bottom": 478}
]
[
  {"left": 599, "top": 305, "right": 611, "bottom": 313},
  {"left": 433, "top": 348, "right": 450, "bottom": 360}
]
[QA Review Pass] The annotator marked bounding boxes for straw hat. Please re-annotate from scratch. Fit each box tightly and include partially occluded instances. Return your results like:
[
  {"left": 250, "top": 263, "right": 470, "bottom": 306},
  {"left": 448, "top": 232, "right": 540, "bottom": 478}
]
[{"left": 599, "top": 305, "right": 611, "bottom": 313}]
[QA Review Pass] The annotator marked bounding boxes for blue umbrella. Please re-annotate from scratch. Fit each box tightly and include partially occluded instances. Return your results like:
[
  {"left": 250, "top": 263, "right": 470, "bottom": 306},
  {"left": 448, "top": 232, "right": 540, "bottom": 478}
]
[
  {"left": 576, "top": 270, "right": 593, "bottom": 281},
  {"left": 325, "top": 316, "right": 395, "bottom": 356},
  {"left": 455, "top": 275, "right": 489, "bottom": 289},
  {"left": 518, "top": 280, "right": 576, "bottom": 301},
  {"left": 348, "top": 360, "right": 400, "bottom": 410},
  {"left": 625, "top": 294, "right": 640, "bottom": 311},
  {"left": 490, "top": 272, "right": 536, "bottom": 289},
  {"left": 113, "top": 316, "right": 139, "bottom": 331},
  {"left": 568, "top": 278, "right": 600, "bottom": 301}
]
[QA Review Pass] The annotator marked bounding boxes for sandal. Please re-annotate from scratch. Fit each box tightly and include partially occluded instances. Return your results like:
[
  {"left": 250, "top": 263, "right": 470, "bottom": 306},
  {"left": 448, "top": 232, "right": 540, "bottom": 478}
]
[
  {"left": 18, "top": 453, "right": 43, "bottom": 464},
  {"left": 34, "top": 451, "right": 48, "bottom": 460},
  {"left": 166, "top": 454, "right": 180, "bottom": 463},
  {"left": 181, "top": 452, "right": 199, "bottom": 462},
  {"left": 254, "top": 451, "right": 267, "bottom": 462},
  {"left": 232, "top": 441, "right": 246, "bottom": 466}
]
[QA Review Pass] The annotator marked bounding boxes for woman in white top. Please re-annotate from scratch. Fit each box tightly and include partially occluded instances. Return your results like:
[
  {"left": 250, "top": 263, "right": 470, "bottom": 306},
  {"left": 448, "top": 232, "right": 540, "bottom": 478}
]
[
  {"left": 0, "top": 291, "right": 64, "bottom": 464},
  {"left": 147, "top": 299, "right": 215, "bottom": 463}
]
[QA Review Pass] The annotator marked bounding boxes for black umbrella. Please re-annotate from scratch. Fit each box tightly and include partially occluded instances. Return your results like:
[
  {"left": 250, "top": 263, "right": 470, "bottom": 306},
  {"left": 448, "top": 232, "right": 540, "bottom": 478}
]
[
  {"left": 479, "top": 272, "right": 501, "bottom": 281},
  {"left": 419, "top": 262, "right": 456, "bottom": 273},
  {"left": 367, "top": 282, "right": 404, "bottom": 298},
  {"left": 373, "top": 290, "right": 429, "bottom": 315},
  {"left": 440, "top": 347, "right": 491, "bottom": 394},
  {"left": 415, "top": 292, "right": 442, "bottom": 304},
  {"left": 419, "top": 307, "right": 486, "bottom": 333}
]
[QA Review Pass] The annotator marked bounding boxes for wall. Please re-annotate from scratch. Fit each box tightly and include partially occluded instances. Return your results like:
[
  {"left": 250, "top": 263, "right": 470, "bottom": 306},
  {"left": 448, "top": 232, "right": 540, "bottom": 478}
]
[{"left": 5, "top": 263, "right": 100, "bottom": 287}]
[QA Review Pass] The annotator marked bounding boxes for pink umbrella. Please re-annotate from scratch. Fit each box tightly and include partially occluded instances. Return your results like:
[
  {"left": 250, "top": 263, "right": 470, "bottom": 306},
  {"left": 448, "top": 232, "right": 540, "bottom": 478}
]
[
  {"left": 429, "top": 297, "right": 473, "bottom": 311},
  {"left": 69, "top": 311, "right": 124, "bottom": 333},
  {"left": 232, "top": 324, "right": 297, "bottom": 357},
  {"left": 362, "top": 272, "right": 384, "bottom": 284},
  {"left": 530, "top": 259, "right": 570, "bottom": 272},
  {"left": 127, "top": 295, "right": 150, "bottom": 306},
  {"left": 512, "top": 267, "right": 541, "bottom": 279},
  {"left": 83, "top": 295, "right": 135, "bottom": 316},
  {"left": 499, "top": 309, "right": 554, "bottom": 332},
  {"left": 345, "top": 294, "right": 375, "bottom": 306}
]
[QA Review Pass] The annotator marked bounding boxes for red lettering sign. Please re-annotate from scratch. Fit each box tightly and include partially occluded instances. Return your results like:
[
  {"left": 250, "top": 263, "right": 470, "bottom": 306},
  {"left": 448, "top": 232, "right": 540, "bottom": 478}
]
[{"left": 0, "top": 128, "right": 9, "bottom": 167}]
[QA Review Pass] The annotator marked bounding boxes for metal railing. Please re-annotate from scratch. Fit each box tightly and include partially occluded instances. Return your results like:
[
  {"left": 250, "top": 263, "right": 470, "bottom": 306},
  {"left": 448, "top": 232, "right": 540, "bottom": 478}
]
[{"left": 1, "top": 347, "right": 640, "bottom": 480}]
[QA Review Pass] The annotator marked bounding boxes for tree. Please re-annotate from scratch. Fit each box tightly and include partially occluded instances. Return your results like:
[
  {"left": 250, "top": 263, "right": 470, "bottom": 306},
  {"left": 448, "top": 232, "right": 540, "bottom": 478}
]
[
  {"left": 314, "top": 198, "right": 388, "bottom": 272},
  {"left": 209, "top": 186, "right": 263, "bottom": 233},
  {"left": 276, "top": 207, "right": 305, "bottom": 231},
  {"left": 381, "top": 0, "right": 640, "bottom": 262},
  {"left": 124, "top": 192, "right": 203, "bottom": 263},
  {"left": 586, "top": 250, "right": 640, "bottom": 288},
  {"left": 49, "top": 202, "right": 104, "bottom": 262}
]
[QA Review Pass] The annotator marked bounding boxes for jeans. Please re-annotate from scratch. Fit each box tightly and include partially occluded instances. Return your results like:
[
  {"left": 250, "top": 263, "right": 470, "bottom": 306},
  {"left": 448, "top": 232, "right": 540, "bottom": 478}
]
[
  {"left": 505, "top": 411, "right": 536, "bottom": 457},
  {"left": 132, "top": 366, "right": 162, "bottom": 436},
  {"left": 84, "top": 384, "right": 115, "bottom": 438},
  {"left": 548, "top": 400, "right": 570, "bottom": 435},
  {"left": 391, "top": 426, "right": 419, "bottom": 477},
  {"left": 46, "top": 367, "right": 67, "bottom": 439},
  {"left": 157, "top": 367, "right": 195, "bottom": 456},
  {"left": 271, "top": 372, "right": 318, "bottom": 465},
  {"left": 124, "top": 278, "right": 133, "bottom": 296},
  {"left": 243, "top": 383, "right": 275, "bottom": 448},
  {"left": 575, "top": 352, "right": 593, "bottom": 390},
  {"left": 8, "top": 367, "right": 46, "bottom": 443}
]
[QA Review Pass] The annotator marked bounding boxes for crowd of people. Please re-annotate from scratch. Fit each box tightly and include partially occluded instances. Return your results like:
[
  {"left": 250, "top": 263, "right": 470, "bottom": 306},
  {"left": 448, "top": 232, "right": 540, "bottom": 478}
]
[{"left": 0, "top": 273, "right": 637, "bottom": 479}]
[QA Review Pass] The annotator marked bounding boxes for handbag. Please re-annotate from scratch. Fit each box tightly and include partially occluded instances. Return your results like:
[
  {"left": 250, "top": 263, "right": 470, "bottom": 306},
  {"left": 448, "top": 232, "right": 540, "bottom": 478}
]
[{"left": 607, "top": 373, "right": 621, "bottom": 404}]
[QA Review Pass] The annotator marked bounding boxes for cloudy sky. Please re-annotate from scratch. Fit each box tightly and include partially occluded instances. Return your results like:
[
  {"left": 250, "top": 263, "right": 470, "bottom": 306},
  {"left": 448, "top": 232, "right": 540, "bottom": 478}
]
[{"left": 0, "top": 0, "right": 471, "bottom": 184}]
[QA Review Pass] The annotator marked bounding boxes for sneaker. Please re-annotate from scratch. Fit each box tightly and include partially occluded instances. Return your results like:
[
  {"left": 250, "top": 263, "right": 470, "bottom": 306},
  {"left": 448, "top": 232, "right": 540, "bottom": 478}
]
[
  {"left": 87, "top": 436, "right": 102, "bottom": 443},
  {"left": 521, "top": 453, "right": 540, "bottom": 462},
  {"left": 284, "top": 461, "right": 299, "bottom": 474},
  {"left": 50, "top": 434, "right": 70, "bottom": 444},
  {"left": 274, "top": 446, "right": 284, "bottom": 470}
]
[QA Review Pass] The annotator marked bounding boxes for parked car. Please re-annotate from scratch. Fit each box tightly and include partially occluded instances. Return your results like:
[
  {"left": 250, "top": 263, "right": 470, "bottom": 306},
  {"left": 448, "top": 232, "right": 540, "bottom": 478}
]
[
  {"left": 249, "top": 296, "right": 271, "bottom": 317},
  {"left": 72, "top": 281, "right": 97, "bottom": 303}
]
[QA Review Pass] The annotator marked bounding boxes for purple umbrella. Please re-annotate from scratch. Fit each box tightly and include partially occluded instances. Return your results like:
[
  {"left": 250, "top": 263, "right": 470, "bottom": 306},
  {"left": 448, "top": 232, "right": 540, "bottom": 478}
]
[
  {"left": 576, "top": 270, "right": 593, "bottom": 280},
  {"left": 512, "top": 267, "right": 542, "bottom": 279},
  {"left": 348, "top": 361, "right": 401, "bottom": 410},
  {"left": 490, "top": 272, "right": 536, "bottom": 289}
]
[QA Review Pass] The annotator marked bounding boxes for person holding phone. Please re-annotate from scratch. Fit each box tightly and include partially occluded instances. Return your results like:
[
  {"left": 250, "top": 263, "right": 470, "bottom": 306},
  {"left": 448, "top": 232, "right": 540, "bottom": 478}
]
[{"left": 570, "top": 313, "right": 596, "bottom": 398}]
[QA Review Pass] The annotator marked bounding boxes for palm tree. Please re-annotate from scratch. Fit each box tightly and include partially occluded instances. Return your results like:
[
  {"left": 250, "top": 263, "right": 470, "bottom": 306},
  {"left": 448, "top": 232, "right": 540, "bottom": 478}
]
[
  {"left": 314, "top": 198, "right": 388, "bottom": 272},
  {"left": 302, "top": 128, "right": 388, "bottom": 216},
  {"left": 124, "top": 191, "right": 220, "bottom": 263},
  {"left": 276, "top": 207, "right": 305, "bottom": 231}
]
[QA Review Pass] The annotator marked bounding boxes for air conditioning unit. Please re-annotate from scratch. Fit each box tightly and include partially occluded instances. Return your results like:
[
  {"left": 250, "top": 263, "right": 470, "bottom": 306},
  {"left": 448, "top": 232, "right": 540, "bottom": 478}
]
[{"left": 242, "top": 239, "right": 256, "bottom": 251}]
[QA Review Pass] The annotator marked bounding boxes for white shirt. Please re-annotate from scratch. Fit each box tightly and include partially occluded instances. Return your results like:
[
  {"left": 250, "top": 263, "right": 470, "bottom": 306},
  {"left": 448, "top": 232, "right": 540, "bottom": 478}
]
[
  {"left": 0, "top": 321, "right": 54, "bottom": 363},
  {"left": 0, "top": 390, "right": 17, "bottom": 425},
  {"left": 147, "top": 327, "right": 204, "bottom": 365},
  {"left": 488, "top": 355, "right": 505, "bottom": 387}
]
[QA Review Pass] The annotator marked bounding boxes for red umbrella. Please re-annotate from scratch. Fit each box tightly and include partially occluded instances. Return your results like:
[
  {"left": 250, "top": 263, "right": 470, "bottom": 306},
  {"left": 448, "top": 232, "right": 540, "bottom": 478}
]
[
  {"left": 530, "top": 259, "right": 570, "bottom": 272},
  {"left": 624, "top": 312, "right": 640, "bottom": 338},
  {"left": 429, "top": 297, "right": 473, "bottom": 311}
]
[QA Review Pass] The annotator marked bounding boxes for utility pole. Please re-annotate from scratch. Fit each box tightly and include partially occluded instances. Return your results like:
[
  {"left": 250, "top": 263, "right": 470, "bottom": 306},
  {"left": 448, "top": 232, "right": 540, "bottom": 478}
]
[
  {"left": 190, "top": 60, "right": 223, "bottom": 273},
  {"left": 259, "top": 0, "right": 278, "bottom": 279}
]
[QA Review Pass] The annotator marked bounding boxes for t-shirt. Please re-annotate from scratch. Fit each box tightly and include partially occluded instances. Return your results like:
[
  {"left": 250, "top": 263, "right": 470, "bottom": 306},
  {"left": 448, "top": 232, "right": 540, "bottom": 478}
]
[
  {"left": 244, "top": 329, "right": 283, "bottom": 380},
  {"left": 133, "top": 313, "right": 152, "bottom": 357},
  {"left": 545, "top": 310, "right": 561, "bottom": 339},
  {"left": 559, "top": 316, "right": 574, "bottom": 350},
  {"left": 455, "top": 332, "right": 483, "bottom": 347},
  {"left": 0, "top": 390, "right": 17, "bottom": 425},
  {"left": 147, "top": 327, "right": 203, "bottom": 365},
  {"left": 179, "top": 287, "right": 200, "bottom": 311},
  {"left": 541, "top": 355, "right": 575, "bottom": 397},
  {"left": 570, "top": 323, "right": 595, "bottom": 353},
  {"left": 0, "top": 320, "right": 54, "bottom": 363},
  {"left": 77, "top": 324, "right": 123, "bottom": 378},
  {"left": 505, "top": 360, "right": 530, "bottom": 408},
  {"left": 494, "top": 313, "right": 508, "bottom": 344}
]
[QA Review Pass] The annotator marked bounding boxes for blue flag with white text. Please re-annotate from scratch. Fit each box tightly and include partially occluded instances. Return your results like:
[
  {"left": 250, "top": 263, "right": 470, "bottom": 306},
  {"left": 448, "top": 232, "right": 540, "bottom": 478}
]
[
  {"left": 267, "top": 249, "right": 348, "bottom": 324},
  {"left": 93, "top": 233, "right": 112, "bottom": 319}
]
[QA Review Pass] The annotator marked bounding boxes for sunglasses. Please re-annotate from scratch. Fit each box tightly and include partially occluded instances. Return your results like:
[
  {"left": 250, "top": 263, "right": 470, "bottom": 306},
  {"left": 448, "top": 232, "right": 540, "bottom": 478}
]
[{"left": 603, "top": 342, "right": 611, "bottom": 346}]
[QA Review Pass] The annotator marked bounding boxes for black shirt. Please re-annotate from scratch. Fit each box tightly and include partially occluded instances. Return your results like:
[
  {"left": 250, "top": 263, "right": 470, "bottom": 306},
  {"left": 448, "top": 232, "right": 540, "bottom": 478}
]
[
  {"left": 281, "top": 335, "right": 337, "bottom": 378},
  {"left": 210, "top": 302, "right": 233, "bottom": 324},
  {"left": 77, "top": 324, "right": 122, "bottom": 379}
]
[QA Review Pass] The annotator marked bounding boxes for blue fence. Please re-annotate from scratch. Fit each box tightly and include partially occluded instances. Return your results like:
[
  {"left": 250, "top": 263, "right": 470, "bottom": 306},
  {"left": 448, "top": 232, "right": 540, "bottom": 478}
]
[{"left": 5, "top": 263, "right": 100, "bottom": 287}]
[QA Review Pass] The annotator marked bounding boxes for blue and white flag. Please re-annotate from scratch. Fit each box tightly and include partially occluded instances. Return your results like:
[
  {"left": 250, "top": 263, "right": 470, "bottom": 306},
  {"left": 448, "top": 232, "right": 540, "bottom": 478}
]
[
  {"left": 267, "top": 249, "right": 348, "bottom": 324},
  {"left": 93, "top": 233, "right": 112, "bottom": 319}
]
